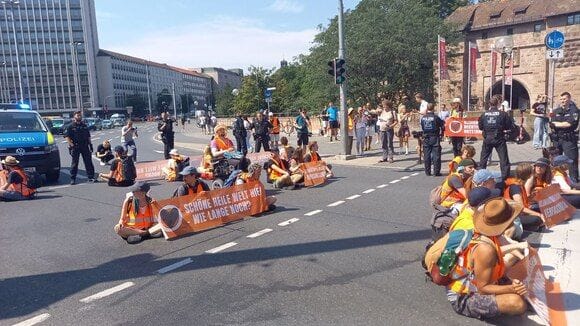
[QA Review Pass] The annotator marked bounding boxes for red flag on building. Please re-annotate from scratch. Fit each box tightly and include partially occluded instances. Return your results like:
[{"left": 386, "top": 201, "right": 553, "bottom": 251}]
[
  {"left": 505, "top": 53, "right": 513, "bottom": 86},
  {"left": 469, "top": 42, "right": 479, "bottom": 83},
  {"left": 439, "top": 36, "right": 449, "bottom": 80},
  {"left": 491, "top": 50, "right": 498, "bottom": 85}
]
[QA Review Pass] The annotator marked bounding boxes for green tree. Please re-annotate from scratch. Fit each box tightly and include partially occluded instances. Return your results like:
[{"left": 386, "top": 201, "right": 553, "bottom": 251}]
[
  {"left": 124, "top": 93, "right": 148, "bottom": 117},
  {"left": 214, "top": 85, "right": 236, "bottom": 116},
  {"left": 420, "top": 0, "right": 469, "bottom": 18},
  {"left": 234, "top": 66, "right": 273, "bottom": 114}
]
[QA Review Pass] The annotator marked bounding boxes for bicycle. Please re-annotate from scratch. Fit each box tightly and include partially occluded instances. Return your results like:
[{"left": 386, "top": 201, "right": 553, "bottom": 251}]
[{"left": 283, "top": 118, "right": 295, "bottom": 136}]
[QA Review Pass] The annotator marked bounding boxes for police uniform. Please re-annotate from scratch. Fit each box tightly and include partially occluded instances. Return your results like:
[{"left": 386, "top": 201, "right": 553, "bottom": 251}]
[
  {"left": 65, "top": 120, "right": 95, "bottom": 182},
  {"left": 478, "top": 106, "right": 512, "bottom": 180},
  {"left": 157, "top": 118, "right": 175, "bottom": 159},
  {"left": 420, "top": 112, "right": 445, "bottom": 176},
  {"left": 551, "top": 102, "right": 579, "bottom": 182}
]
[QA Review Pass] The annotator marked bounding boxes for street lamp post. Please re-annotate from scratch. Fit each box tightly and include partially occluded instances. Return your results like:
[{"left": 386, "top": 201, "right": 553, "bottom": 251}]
[
  {"left": 2, "top": 0, "right": 24, "bottom": 104},
  {"left": 71, "top": 41, "right": 84, "bottom": 115}
]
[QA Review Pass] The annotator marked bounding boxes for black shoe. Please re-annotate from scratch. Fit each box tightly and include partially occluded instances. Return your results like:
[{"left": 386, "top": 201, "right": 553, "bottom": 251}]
[
  {"left": 425, "top": 173, "right": 432, "bottom": 176},
  {"left": 88, "top": 178, "right": 96, "bottom": 183},
  {"left": 434, "top": 173, "right": 442, "bottom": 177},
  {"left": 70, "top": 178, "right": 76, "bottom": 185}
]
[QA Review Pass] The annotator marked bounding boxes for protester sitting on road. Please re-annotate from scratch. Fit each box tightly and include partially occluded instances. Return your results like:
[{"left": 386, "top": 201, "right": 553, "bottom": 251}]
[
  {"left": 440, "top": 159, "right": 476, "bottom": 215},
  {"left": 267, "top": 151, "right": 295, "bottom": 189},
  {"left": 542, "top": 146, "right": 562, "bottom": 162},
  {"left": 504, "top": 163, "right": 546, "bottom": 232},
  {"left": 211, "top": 124, "right": 235, "bottom": 158},
  {"left": 451, "top": 186, "right": 501, "bottom": 231},
  {"left": 279, "top": 136, "right": 294, "bottom": 161},
  {"left": 172, "top": 166, "right": 209, "bottom": 197},
  {"left": 448, "top": 145, "right": 476, "bottom": 174},
  {"left": 98, "top": 146, "right": 136, "bottom": 187},
  {"left": 550, "top": 155, "right": 580, "bottom": 208},
  {"left": 114, "top": 181, "right": 163, "bottom": 244},
  {"left": 236, "top": 162, "right": 277, "bottom": 211},
  {"left": 524, "top": 157, "right": 551, "bottom": 207},
  {"left": 304, "top": 141, "right": 333, "bottom": 178},
  {"left": 198, "top": 145, "right": 213, "bottom": 175},
  {"left": 0, "top": 156, "right": 36, "bottom": 201},
  {"left": 289, "top": 147, "right": 305, "bottom": 184},
  {"left": 95, "top": 139, "right": 114, "bottom": 166},
  {"left": 447, "top": 198, "right": 527, "bottom": 320},
  {"left": 162, "top": 149, "right": 189, "bottom": 182}
]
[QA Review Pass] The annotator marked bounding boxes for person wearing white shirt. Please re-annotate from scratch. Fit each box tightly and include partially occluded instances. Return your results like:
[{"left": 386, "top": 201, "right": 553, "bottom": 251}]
[
  {"left": 415, "top": 93, "right": 429, "bottom": 115},
  {"left": 551, "top": 155, "right": 580, "bottom": 208}
]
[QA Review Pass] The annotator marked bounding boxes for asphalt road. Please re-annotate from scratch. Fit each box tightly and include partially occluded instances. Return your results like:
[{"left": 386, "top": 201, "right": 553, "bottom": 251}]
[{"left": 1, "top": 123, "right": 494, "bottom": 325}]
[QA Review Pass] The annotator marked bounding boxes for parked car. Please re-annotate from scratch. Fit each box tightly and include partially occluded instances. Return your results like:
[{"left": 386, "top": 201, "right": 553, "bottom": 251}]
[
  {"left": 84, "top": 118, "right": 102, "bottom": 131},
  {"left": 49, "top": 118, "right": 71, "bottom": 134},
  {"left": 112, "top": 118, "right": 124, "bottom": 127},
  {"left": 102, "top": 119, "right": 113, "bottom": 129}
]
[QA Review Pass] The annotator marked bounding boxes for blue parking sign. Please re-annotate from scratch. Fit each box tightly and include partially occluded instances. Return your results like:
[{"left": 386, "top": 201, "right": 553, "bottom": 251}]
[{"left": 545, "top": 30, "right": 565, "bottom": 50}]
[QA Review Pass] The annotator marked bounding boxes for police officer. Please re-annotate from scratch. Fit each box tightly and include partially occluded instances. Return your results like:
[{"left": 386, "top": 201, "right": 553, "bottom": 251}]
[
  {"left": 158, "top": 111, "right": 175, "bottom": 159},
  {"left": 478, "top": 95, "right": 512, "bottom": 180},
  {"left": 252, "top": 111, "right": 272, "bottom": 152},
  {"left": 420, "top": 103, "right": 445, "bottom": 176},
  {"left": 550, "top": 92, "right": 579, "bottom": 182},
  {"left": 65, "top": 111, "right": 95, "bottom": 184}
]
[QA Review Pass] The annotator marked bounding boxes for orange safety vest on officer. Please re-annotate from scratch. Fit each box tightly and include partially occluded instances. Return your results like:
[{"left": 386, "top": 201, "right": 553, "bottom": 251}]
[
  {"left": 270, "top": 117, "right": 280, "bottom": 134},
  {"left": 125, "top": 199, "right": 155, "bottom": 230},
  {"left": 503, "top": 177, "right": 530, "bottom": 208},
  {"left": 448, "top": 235, "right": 505, "bottom": 295},
  {"left": 440, "top": 172, "right": 467, "bottom": 208},
  {"left": 268, "top": 157, "right": 287, "bottom": 181},
  {"left": 7, "top": 169, "right": 35, "bottom": 197}
]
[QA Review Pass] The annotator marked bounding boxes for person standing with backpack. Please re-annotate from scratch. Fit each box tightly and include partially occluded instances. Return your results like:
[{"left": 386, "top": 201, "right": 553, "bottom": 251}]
[
  {"left": 98, "top": 146, "right": 136, "bottom": 187},
  {"left": 0, "top": 156, "right": 37, "bottom": 201}
]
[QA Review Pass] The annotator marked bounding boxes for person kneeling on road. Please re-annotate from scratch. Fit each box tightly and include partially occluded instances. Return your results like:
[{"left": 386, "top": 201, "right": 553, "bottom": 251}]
[
  {"left": 172, "top": 166, "right": 209, "bottom": 197},
  {"left": 95, "top": 139, "right": 114, "bottom": 166},
  {"left": 236, "top": 162, "right": 277, "bottom": 211},
  {"left": 447, "top": 198, "right": 528, "bottom": 320},
  {"left": 114, "top": 181, "right": 163, "bottom": 244},
  {"left": 0, "top": 156, "right": 36, "bottom": 201},
  {"left": 98, "top": 146, "right": 136, "bottom": 187}
]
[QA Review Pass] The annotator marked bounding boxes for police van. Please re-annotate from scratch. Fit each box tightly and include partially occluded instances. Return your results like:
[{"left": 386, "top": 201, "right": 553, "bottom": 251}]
[{"left": 0, "top": 103, "right": 61, "bottom": 182}]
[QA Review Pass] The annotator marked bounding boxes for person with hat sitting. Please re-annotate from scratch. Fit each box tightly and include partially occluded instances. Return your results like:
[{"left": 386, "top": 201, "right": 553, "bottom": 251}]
[
  {"left": 95, "top": 139, "right": 114, "bottom": 166},
  {"left": 440, "top": 158, "right": 476, "bottom": 215},
  {"left": 114, "top": 181, "right": 163, "bottom": 244},
  {"left": 211, "top": 124, "right": 235, "bottom": 159},
  {"left": 0, "top": 156, "right": 35, "bottom": 201},
  {"left": 551, "top": 154, "right": 580, "bottom": 208},
  {"left": 172, "top": 166, "right": 209, "bottom": 197},
  {"left": 450, "top": 186, "right": 501, "bottom": 232},
  {"left": 236, "top": 162, "right": 277, "bottom": 211},
  {"left": 447, "top": 198, "right": 528, "bottom": 320},
  {"left": 162, "top": 149, "right": 189, "bottom": 182},
  {"left": 524, "top": 157, "right": 552, "bottom": 209},
  {"left": 98, "top": 146, "right": 136, "bottom": 187}
]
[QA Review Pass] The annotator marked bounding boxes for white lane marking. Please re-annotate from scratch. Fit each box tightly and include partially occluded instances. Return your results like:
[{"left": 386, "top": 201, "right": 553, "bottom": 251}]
[
  {"left": 362, "top": 188, "right": 375, "bottom": 194},
  {"left": 377, "top": 184, "right": 388, "bottom": 188},
  {"left": 47, "top": 185, "right": 70, "bottom": 190},
  {"left": 346, "top": 194, "right": 361, "bottom": 200},
  {"left": 390, "top": 179, "right": 400, "bottom": 184},
  {"left": 246, "top": 228, "right": 273, "bottom": 238},
  {"left": 153, "top": 150, "right": 164, "bottom": 154},
  {"left": 304, "top": 209, "right": 322, "bottom": 216},
  {"left": 79, "top": 282, "right": 135, "bottom": 303},
  {"left": 401, "top": 176, "right": 410, "bottom": 180},
  {"left": 91, "top": 137, "right": 100, "bottom": 141},
  {"left": 109, "top": 131, "right": 115, "bottom": 134},
  {"left": 205, "top": 242, "right": 238, "bottom": 254},
  {"left": 278, "top": 218, "right": 299, "bottom": 226},
  {"left": 61, "top": 140, "right": 68, "bottom": 143},
  {"left": 327, "top": 200, "right": 345, "bottom": 207},
  {"left": 411, "top": 172, "right": 420, "bottom": 176},
  {"left": 12, "top": 313, "right": 51, "bottom": 326},
  {"left": 157, "top": 258, "right": 193, "bottom": 274}
]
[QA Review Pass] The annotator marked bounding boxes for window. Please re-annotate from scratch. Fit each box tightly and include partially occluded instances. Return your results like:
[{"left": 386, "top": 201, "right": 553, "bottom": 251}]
[
  {"left": 482, "top": 32, "right": 488, "bottom": 39},
  {"left": 507, "top": 28, "right": 514, "bottom": 35},
  {"left": 567, "top": 14, "right": 580, "bottom": 25},
  {"left": 534, "top": 23, "right": 543, "bottom": 32}
]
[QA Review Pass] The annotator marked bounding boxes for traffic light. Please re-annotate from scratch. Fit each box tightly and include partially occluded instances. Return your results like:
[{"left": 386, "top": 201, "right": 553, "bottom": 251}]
[
  {"left": 327, "top": 60, "right": 335, "bottom": 77},
  {"left": 334, "top": 59, "right": 345, "bottom": 84}
]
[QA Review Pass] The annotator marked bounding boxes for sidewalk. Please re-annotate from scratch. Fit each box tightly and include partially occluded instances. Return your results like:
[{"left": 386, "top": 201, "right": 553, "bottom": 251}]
[{"left": 177, "top": 125, "right": 578, "bottom": 325}]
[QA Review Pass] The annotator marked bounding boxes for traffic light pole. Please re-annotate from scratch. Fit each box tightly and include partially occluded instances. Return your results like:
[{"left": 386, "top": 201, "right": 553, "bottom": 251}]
[{"left": 338, "top": 0, "right": 349, "bottom": 155}]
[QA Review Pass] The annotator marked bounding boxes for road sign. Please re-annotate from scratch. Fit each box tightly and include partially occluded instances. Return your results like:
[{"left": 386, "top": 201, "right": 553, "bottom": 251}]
[
  {"left": 545, "top": 30, "right": 565, "bottom": 50},
  {"left": 546, "top": 49, "right": 564, "bottom": 60},
  {"left": 264, "top": 89, "right": 272, "bottom": 98}
]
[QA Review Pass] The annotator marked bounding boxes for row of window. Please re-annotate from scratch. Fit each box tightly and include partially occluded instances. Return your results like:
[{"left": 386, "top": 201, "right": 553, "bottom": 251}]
[
  {"left": 0, "top": 31, "right": 84, "bottom": 41},
  {"left": 0, "top": 19, "right": 83, "bottom": 29},
  {"left": 112, "top": 73, "right": 147, "bottom": 84},
  {"left": 568, "top": 14, "right": 580, "bottom": 25}
]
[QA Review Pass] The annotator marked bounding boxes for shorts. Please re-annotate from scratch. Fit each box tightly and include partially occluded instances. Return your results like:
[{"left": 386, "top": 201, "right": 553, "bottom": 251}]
[
  {"left": 366, "top": 126, "right": 375, "bottom": 136},
  {"left": 329, "top": 120, "right": 339, "bottom": 129},
  {"left": 270, "top": 133, "right": 280, "bottom": 142},
  {"left": 450, "top": 293, "right": 500, "bottom": 320},
  {"left": 297, "top": 133, "right": 309, "bottom": 146},
  {"left": 322, "top": 121, "right": 328, "bottom": 128},
  {"left": 273, "top": 177, "right": 293, "bottom": 189}
]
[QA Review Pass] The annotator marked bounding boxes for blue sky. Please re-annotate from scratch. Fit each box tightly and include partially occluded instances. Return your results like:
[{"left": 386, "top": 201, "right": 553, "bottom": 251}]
[{"left": 95, "top": 0, "right": 361, "bottom": 71}]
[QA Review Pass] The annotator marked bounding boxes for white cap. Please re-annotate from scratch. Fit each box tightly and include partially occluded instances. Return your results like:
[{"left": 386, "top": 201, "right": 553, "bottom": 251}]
[
  {"left": 268, "top": 112, "right": 274, "bottom": 116},
  {"left": 169, "top": 149, "right": 179, "bottom": 156}
]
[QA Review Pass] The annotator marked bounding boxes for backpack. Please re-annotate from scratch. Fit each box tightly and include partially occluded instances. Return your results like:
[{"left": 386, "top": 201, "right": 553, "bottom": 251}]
[
  {"left": 430, "top": 204, "right": 456, "bottom": 241},
  {"left": 24, "top": 170, "right": 43, "bottom": 189},
  {"left": 429, "top": 186, "right": 443, "bottom": 206},
  {"left": 116, "top": 157, "right": 136, "bottom": 182},
  {"left": 422, "top": 229, "right": 473, "bottom": 285}
]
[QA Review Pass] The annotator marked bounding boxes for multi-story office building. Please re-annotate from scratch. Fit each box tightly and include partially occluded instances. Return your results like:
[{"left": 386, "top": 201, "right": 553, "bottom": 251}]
[
  {"left": 0, "top": 0, "right": 99, "bottom": 114},
  {"left": 191, "top": 67, "right": 243, "bottom": 94},
  {"left": 96, "top": 49, "right": 213, "bottom": 116}
]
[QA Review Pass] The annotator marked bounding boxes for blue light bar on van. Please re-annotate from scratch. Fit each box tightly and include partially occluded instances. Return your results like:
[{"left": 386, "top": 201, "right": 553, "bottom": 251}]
[{"left": 19, "top": 103, "right": 31, "bottom": 110}]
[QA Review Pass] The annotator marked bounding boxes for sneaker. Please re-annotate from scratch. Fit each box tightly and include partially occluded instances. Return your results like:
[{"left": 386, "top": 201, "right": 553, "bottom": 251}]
[
  {"left": 88, "top": 178, "right": 96, "bottom": 183},
  {"left": 70, "top": 178, "right": 76, "bottom": 185},
  {"left": 267, "top": 204, "right": 277, "bottom": 212},
  {"left": 126, "top": 235, "right": 142, "bottom": 244},
  {"left": 148, "top": 231, "right": 163, "bottom": 238},
  {"left": 99, "top": 162, "right": 105, "bottom": 166}
]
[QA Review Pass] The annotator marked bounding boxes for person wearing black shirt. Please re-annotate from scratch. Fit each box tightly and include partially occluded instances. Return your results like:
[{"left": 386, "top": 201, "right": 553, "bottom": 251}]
[
  {"left": 65, "top": 111, "right": 95, "bottom": 184},
  {"left": 252, "top": 111, "right": 272, "bottom": 152},
  {"left": 232, "top": 112, "right": 248, "bottom": 154},
  {"left": 98, "top": 146, "right": 135, "bottom": 187},
  {"left": 550, "top": 92, "right": 579, "bottom": 182},
  {"left": 96, "top": 139, "right": 114, "bottom": 165},
  {"left": 173, "top": 166, "right": 210, "bottom": 197},
  {"left": 420, "top": 103, "right": 445, "bottom": 176},
  {"left": 478, "top": 95, "right": 512, "bottom": 180},
  {"left": 157, "top": 112, "right": 175, "bottom": 159}
]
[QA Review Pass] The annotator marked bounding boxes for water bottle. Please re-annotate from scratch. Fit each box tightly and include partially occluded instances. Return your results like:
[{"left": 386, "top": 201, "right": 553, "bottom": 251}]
[{"left": 438, "top": 249, "right": 457, "bottom": 276}]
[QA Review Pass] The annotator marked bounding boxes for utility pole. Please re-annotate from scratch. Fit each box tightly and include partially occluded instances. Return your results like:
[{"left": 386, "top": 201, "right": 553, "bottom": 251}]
[
  {"left": 146, "top": 64, "right": 152, "bottom": 116},
  {"left": 171, "top": 82, "right": 177, "bottom": 118},
  {"left": 338, "top": 0, "right": 349, "bottom": 155}
]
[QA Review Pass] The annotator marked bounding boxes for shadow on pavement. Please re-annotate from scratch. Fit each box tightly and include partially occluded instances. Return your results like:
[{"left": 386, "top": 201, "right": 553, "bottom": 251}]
[{"left": 0, "top": 228, "right": 431, "bottom": 319}]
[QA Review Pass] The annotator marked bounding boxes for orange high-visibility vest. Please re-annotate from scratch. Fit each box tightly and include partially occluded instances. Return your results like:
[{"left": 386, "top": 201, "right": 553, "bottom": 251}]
[
  {"left": 503, "top": 177, "right": 529, "bottom": 208},
  {"left": 440, "top": 173, "right": 467, "bottom": 208},
  {"left": 271, "top": 117, "right": 280, "bottom": 134},
  {"left": 126, "top": 200, "right": 155, "bottom": 229},
  {"left": 269, "top": 157, "right": 287, "bottom": 180},
  {"left": 185, "top": 182, "right": 205, "bottom": 196},
  {"left": 215, "top": 136, "right": 233, "bottom": 150},
  {"left": 448, "top": 156, "right": 462, "bottom": 174},
  {"left": 7, "top": 169, "right": 34, "bottom": 197}
]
